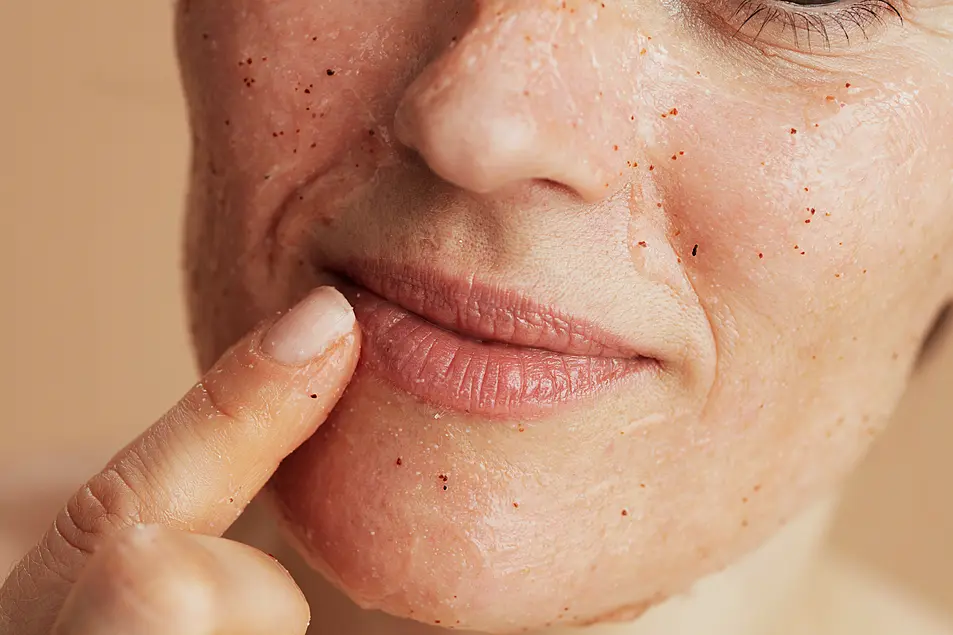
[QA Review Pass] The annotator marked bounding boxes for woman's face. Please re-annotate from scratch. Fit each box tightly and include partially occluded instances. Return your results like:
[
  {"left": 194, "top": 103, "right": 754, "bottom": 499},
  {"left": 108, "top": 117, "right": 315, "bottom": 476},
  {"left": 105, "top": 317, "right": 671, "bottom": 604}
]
[{"left": 176, "top": 0, "right": 953, "bottom": 631}]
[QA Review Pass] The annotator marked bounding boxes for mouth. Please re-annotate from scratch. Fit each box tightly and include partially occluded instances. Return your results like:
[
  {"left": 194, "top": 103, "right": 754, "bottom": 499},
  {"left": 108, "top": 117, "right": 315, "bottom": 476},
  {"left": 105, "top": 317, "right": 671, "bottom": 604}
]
[{"left": 331, "top": 261, "right": 659, "bottom": 419}]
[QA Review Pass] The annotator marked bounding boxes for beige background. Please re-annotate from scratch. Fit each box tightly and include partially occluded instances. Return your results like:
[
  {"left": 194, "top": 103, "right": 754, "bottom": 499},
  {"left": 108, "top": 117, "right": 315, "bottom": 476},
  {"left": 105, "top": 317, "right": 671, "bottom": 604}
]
[{"left": 3, "top": 3, "right": 952, "bottom": 631}]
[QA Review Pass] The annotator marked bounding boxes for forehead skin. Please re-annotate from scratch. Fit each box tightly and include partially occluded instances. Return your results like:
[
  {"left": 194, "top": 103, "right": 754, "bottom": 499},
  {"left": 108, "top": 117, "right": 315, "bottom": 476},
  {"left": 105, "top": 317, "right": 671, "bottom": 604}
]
[{"left": 175, "top": 1, "right": 953, "bottom": 632}]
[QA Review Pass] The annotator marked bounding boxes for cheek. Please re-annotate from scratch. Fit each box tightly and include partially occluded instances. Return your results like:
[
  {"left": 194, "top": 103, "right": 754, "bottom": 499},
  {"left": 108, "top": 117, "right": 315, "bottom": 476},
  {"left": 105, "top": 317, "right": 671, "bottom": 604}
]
[
  {"left": 665, "top": 100, "right": 845, "bottom": 273},
  {"left": 656, "top": 81, "right": 935, "bottom": 323},
  {"left": 176, "top": 0, "right": 441, "bottom": 226}
]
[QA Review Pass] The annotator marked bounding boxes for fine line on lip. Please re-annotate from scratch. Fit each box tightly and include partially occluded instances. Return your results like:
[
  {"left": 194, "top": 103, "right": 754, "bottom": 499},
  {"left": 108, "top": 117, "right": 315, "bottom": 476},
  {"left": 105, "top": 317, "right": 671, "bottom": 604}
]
[
  {"left": 334, "top": 262, "right": 648, "bottom": 360},
  {"left": 345, "top": 289, "right": 653, "bottom": 418}
]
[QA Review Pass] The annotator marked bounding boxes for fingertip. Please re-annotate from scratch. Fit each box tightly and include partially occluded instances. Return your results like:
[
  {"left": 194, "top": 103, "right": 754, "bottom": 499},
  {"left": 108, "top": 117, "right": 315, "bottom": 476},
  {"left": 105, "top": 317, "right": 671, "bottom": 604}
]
[{"left": 261, "top": 286, "right": 357, "bottom": 366}]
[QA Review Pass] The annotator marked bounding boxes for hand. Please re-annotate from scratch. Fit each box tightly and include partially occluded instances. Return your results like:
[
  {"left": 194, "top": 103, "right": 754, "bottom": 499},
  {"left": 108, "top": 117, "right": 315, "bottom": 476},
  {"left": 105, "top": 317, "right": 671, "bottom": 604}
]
[{"left": 0, "top": 287, "right": 360, "bottom": 635}]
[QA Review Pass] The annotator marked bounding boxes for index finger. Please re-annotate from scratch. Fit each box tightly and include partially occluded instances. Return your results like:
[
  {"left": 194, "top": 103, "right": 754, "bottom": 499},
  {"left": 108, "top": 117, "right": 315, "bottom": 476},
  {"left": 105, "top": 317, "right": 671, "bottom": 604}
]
[{"left": 0, "top": 286, "right": 359, "bottom": 633}]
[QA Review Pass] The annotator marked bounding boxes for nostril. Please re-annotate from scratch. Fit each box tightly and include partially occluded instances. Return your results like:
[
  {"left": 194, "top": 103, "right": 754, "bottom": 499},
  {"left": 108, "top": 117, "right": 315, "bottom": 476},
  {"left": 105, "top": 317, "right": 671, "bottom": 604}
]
[
  {"left": 492, "top": 178, "right": 589, "bottom": 205},
  {"left": 534, "top": 178, "right": 581, "bottom": 200},
  {"left": 916, "top": 302, "right": 952, "bottom": 370},
  {"left": 393, "top": 95, "right": 421, "bottom": 153}
]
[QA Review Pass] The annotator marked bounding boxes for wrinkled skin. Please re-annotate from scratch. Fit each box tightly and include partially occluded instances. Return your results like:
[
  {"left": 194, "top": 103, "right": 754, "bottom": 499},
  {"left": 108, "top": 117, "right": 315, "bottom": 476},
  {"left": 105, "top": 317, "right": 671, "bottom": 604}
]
[{"left": 175, "top": 0, "right": 953, "bottom": 632}]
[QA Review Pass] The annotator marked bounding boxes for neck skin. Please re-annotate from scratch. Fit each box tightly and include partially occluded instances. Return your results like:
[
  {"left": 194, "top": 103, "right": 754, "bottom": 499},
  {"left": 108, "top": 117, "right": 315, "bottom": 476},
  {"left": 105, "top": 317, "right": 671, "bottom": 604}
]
[{"left": 230, "top": 497, "right": 837, "bottom": 635}]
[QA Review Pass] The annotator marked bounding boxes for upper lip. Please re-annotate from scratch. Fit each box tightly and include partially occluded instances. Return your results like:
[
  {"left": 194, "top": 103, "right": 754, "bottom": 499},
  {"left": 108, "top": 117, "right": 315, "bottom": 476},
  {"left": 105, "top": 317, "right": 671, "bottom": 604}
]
[{"left": 337, "top": 261, "right": 647, "bottom": 359}]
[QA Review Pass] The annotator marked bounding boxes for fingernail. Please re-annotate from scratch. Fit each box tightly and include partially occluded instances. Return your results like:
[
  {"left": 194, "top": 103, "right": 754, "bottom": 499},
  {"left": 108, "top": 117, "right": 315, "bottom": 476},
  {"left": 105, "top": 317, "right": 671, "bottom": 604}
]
[
  {"left": 265, "top": 552, "right": 298, "bottom": 583},
  {"left": 261, "top": 287, "right": 355, "bottom": 365}
]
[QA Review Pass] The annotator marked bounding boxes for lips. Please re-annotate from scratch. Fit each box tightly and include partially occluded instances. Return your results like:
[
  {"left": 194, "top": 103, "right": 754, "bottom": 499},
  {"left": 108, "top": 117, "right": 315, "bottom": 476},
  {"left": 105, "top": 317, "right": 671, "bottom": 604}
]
[{"left": 334, "top": 262, "right": 657, "bottom": 418}]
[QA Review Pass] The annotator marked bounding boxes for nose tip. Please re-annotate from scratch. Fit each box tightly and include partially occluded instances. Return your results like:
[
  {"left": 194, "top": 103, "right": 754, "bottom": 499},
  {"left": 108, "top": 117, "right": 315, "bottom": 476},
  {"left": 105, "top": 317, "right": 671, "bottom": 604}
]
[
  {"left": 395, "top": 83, "right": 543, "bottom": 195},
  {"left": 392, "top": 32, "right": 620, "bottom": 202}
]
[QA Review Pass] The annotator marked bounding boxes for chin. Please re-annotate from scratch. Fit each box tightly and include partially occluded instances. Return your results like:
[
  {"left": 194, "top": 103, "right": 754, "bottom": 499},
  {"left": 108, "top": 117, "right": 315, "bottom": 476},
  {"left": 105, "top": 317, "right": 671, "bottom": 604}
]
[{"left": 260, "top": 367, "right": 778, "bottom": 634}]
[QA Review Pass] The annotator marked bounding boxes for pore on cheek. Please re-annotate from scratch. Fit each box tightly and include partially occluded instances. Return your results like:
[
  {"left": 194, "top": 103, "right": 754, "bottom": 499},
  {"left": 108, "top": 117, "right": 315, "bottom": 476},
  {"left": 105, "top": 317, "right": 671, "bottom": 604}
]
[{"left": 661, "top": 90, "right": 905, "bottom": 293}]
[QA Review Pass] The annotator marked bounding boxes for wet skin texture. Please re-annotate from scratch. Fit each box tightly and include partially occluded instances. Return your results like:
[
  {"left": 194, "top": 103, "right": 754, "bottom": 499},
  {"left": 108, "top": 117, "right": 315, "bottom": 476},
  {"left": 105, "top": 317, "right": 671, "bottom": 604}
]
[{"left": 175, "top": 0, "right": 953, "bottom": 632}]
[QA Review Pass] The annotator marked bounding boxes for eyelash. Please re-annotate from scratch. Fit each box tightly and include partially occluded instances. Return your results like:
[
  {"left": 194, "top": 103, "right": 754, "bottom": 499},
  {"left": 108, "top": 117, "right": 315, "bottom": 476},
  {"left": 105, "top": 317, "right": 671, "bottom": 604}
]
[{"left": 728, "top": 0, "right": 904, "bottom": 49}]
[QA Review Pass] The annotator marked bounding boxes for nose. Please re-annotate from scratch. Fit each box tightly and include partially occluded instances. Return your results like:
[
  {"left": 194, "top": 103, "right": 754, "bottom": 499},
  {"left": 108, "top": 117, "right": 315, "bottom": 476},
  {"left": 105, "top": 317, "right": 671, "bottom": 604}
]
[{"left": 394, "top": 1, "right": 631, "bottom": 202}]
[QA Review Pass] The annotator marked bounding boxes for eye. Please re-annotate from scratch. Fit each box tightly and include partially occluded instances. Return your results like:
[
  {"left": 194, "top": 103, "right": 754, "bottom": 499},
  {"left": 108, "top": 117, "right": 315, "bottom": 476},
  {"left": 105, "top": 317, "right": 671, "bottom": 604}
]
[
  {"left": 707, "top": 0, "right": 904, "bottom": 51},
  {"left": 779, "top": 0, "right": 844, "bottom": 5}
]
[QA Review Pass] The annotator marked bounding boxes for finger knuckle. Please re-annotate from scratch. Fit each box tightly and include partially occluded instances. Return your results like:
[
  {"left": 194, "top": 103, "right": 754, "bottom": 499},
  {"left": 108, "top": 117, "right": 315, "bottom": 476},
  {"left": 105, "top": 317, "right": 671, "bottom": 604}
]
[
  {"left": 76, "top": 526, "right": 216, "bottom": 633},
  {"left": 184, "top": 379, "right": 270, "bottom": 439},
  {"left": 50, "top": 454, "right": 152, "bottom": 562}
]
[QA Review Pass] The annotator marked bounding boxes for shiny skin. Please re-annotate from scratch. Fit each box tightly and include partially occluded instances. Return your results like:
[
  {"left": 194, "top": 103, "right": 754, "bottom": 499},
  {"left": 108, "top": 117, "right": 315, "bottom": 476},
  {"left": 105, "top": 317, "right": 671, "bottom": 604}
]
[{"left": 175, "top": 0, "right": 953, "bottom": 632}]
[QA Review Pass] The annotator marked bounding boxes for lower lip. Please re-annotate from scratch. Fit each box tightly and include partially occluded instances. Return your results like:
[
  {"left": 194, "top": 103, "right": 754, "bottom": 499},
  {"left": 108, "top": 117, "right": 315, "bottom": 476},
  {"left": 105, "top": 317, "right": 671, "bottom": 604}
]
[{"left": 344, "top": 287, "right": 651, "bottom": 419}]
